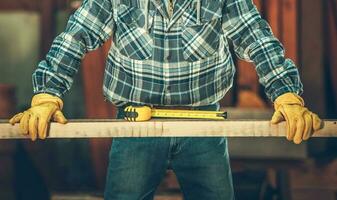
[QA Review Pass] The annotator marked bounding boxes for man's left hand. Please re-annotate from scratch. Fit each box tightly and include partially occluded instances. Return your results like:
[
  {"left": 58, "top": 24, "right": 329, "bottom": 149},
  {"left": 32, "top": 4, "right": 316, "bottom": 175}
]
[{"left": 271, "top": 93, "right": 323, "bottom": 144}]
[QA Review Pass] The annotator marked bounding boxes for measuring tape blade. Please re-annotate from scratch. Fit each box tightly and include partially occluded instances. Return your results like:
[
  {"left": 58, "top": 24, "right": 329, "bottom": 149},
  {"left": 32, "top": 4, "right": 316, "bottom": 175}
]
[{"left": 152, "top": 109, "right": 227, "bottom": 120}]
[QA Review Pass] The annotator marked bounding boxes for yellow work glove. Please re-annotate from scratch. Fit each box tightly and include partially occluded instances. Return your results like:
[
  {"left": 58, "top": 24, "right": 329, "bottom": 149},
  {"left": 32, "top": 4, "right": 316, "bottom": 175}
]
[
  {"left": 271, "top": 92, "right": 323, "bottom": 144},
  {"left": 9, "top": 93, "right": 67, "bottom": 141}
]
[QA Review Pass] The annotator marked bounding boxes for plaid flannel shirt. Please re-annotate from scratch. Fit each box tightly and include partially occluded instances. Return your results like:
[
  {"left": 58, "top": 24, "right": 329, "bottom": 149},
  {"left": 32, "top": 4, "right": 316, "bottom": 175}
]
[{"left": 32, "top": 0, "right": 303, "bottom": 107}]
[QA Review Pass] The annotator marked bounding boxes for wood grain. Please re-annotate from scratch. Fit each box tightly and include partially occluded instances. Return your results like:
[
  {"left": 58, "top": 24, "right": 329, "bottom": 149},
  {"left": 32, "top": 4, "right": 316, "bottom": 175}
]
[{"left": 0, "top": 120, "right": 336, "bottom": 139}]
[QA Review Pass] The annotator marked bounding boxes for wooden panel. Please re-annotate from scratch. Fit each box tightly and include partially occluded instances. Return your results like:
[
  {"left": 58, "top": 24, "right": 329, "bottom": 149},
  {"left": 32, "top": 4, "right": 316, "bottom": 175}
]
[
  {"left": 290, "top": 159, "right": 337, "bottom": 189},
  {"left": 326, "top": 0, "right": 337, "bottom": 116},
  {"left": 81, "top": 40, "right": 115, "bottom": 189},
  {"left": 1, "top": 120, "right": 336, "bottom": 139},
  {"left": 237, "top": 90, "right": 267, "bottom": 108},
  {"left": 253, "top": 0, "right": 263, "bottom": 11},
  {"left": 291, "top": 189, "right": 336, "bottom": 200},
  {"left": 0, "top": 84, "right": 16, "bottom": 119},
  {"left": 0, "top": 0, "right": 67, "bottom": 57},
  {"left": 82, "top": 40, "right": 115, "bottom": 119},
  {"left": 219, "top": 89, "right": 235, "bottom": 107},
  {"left": 299, "top": 0, "right": 326, "bottom": 116},
  {"left": 265, "top": 0, "right": 282, "bottom": 39},
  {"left": 40, "top": 0, "right": 56, "bottom": 58},
  {"left": 237, "top": 60, "right": 259, "bottom": 93},
  {"left": 289, "top": 159, "right": 337, "bottom": 200},
  {"left": 0, "top": 0, "right": 39, "bottom": 10},
  {"left": 0, "top": 0, "right": 67, "bottom": 11},
  {"left": 281, "top": 0, "right": 299, "bottom": 64}
]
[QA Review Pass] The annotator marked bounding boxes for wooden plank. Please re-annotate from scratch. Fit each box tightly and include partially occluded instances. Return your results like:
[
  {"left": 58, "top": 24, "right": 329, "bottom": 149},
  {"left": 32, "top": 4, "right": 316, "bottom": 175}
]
[{"left": 0, "top": 120, "right": 336, "bottom": 139}]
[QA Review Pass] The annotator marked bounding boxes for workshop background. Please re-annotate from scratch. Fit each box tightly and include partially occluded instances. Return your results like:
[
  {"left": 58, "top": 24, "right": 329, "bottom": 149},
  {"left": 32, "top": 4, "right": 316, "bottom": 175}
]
[{"left": 0, "top": 0, "right": 336, "bottom": 200}]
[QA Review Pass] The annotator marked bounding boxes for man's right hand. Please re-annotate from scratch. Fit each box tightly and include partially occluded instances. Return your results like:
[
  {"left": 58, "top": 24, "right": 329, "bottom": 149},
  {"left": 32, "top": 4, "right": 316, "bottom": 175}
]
[{"left": 9, "top": 93, "right": 67, "bottom": 141}]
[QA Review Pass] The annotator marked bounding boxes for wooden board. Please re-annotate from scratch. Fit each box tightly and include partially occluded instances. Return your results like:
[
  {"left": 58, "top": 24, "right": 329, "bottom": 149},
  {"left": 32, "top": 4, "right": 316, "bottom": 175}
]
[{"left": 0, "top": 120, "right": 336, "bottom": 139}]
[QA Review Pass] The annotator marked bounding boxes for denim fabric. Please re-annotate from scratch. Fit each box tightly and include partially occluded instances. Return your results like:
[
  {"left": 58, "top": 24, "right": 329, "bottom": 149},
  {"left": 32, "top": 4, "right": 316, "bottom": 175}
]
[{"left": 104, "top": 104, "right": 235, "bottom": 200}]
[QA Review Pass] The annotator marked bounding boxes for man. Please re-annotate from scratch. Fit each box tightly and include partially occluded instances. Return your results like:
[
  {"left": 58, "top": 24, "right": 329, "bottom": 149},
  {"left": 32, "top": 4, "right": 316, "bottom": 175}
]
[{"left": 9, "top": 0, "right": 323, "bottom": 199}]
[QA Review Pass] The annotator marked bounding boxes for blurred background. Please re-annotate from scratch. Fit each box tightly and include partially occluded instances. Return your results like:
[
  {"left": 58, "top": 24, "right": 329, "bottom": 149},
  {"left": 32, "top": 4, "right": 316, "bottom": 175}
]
[{"left": 0, "top": 0, "right": 336, "bottom": 199}]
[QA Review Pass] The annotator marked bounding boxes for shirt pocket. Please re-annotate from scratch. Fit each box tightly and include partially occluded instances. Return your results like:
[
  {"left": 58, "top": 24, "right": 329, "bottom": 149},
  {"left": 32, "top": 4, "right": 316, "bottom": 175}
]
[
  {"left": 114, "top": 4, "right": 155, "bottom": 60},
  {"left": 181, "top": 1, "right": 223, "bottom": 62}
]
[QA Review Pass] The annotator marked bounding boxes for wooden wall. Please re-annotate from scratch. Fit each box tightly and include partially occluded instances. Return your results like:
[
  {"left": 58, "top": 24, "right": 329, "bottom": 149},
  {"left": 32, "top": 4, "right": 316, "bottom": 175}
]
[{"left": 325, "top": 0, "right": 337, "bottom": 118}]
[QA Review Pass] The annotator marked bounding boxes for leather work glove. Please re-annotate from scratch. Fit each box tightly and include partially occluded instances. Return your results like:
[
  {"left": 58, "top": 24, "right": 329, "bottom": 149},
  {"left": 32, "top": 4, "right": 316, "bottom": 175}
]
[
  {"left": 271, "top": 92, "right": 323, "bottom": 144},
  {"left": 9, "top": 93, "right": 67, "bottom": 141}
]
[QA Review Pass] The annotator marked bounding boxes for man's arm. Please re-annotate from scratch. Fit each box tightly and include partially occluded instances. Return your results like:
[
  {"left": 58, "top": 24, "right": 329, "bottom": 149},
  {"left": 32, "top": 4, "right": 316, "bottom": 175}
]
[
  {"left": 33, "top": 0, "right": 115, "bottom": 97},
  {"left": 221, "top": 0, "right": 323, "bottom": 144},
  {"left": 221, "top": 0, "right": 302, "bottom": 101}
]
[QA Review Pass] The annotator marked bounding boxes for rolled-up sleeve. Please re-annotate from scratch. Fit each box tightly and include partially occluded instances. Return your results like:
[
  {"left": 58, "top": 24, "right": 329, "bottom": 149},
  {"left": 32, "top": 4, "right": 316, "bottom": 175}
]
[
  {"left": 221, "top": 0, "right": 303, "bottom": 101},
  {"left": 33, "top": 0, "right": 114, "bottom": 97}
]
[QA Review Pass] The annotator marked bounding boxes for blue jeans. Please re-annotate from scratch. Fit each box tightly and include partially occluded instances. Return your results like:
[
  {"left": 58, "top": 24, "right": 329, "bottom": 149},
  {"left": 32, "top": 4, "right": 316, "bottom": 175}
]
[{"left": 104, "top": 104, "right": 234, "bottom": 200}]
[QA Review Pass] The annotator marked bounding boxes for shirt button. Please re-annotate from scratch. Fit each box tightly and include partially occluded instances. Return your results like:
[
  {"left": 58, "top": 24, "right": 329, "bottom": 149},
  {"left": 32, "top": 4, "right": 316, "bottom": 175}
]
[
  {"left": 166, "top": 54, "right": 171, "bottom": 61},
  {"left": 166, "top": 85, "right": 171, "bottom": 91}
]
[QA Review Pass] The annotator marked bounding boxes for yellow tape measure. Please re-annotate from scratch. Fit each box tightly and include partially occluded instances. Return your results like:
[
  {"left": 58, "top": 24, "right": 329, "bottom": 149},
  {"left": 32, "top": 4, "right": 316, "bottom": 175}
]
[{"left": 124, "top": 106, "right": 227, "bottom": 122}]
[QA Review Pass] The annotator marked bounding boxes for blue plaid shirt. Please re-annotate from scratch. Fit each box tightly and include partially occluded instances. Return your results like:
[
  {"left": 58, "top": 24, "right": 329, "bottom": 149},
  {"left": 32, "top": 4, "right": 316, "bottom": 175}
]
[{"left": 33, "top": 0, "right": 303, "bottom": 107}]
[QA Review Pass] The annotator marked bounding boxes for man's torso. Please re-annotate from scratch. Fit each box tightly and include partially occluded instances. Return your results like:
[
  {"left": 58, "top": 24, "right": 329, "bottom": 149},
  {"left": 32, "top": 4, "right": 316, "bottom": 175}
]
[{"left": 103, "top": 0, "right": 236, "bottom": 107}]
